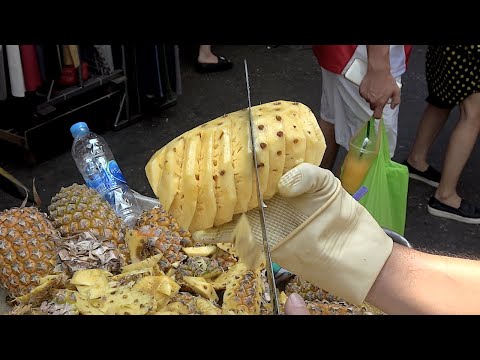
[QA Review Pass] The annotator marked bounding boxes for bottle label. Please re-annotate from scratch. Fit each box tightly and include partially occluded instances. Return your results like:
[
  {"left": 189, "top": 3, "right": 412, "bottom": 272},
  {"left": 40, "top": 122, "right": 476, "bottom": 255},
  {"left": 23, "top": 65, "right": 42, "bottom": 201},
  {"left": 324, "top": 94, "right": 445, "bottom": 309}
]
[
  {"left": 85, "top": 160, "right": 127, "bottom": 195},
  {"left": 108, "top": 160, "right": 127, "bottom": 184}
]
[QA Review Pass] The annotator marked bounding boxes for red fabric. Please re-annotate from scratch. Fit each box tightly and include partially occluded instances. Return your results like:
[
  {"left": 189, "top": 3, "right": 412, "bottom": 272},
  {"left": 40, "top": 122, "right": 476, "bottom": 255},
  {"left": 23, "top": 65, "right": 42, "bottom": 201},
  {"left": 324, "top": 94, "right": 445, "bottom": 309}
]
[
  {"left": 312, "top": 45, "right": 358, "bottom": 74},
  {"left": 312, "top": 45, "right": 413, "bottom": 74},
  {"left": 404, "top": 45, "right": 413, "bottom": 68},
  {"left": 20, "top": 45, "right": 42, "bottom": 92}
]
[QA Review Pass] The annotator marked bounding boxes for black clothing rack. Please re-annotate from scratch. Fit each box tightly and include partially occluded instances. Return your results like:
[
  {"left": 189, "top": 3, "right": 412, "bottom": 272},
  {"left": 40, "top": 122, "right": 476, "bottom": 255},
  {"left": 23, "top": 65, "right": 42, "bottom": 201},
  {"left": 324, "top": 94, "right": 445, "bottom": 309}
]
[{"left": 0, "top": 45, "right": 181, "bottom": 164}]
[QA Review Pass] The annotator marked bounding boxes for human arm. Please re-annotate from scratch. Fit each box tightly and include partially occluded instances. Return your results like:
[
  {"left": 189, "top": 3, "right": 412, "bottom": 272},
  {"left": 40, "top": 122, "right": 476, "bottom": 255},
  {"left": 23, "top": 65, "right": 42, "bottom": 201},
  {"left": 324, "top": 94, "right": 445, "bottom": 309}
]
[
  {"left": 195, "top": 163, "right": 480, "bottom": 315},
  {"left": 366, "top": 243, "right": 480, "bottom": 315},
  {"left": 360, "top": 45, "right": 401, "bottom": 118}
]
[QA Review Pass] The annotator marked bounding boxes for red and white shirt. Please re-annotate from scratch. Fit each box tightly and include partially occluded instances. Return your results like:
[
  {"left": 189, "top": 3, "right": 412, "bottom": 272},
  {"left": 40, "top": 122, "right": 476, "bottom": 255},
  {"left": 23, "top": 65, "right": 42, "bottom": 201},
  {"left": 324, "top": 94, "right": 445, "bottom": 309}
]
[{"left": 312, "top": 45, "right": 413, "bottom": 78}]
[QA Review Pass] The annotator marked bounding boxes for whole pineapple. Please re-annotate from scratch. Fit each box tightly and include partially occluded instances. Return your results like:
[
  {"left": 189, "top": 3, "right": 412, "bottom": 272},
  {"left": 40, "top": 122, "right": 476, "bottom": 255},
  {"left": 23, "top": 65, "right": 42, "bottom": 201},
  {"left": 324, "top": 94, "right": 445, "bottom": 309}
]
[
  {"left": 48, "top": 184, "right": 128, "bottom": 256},
  {"left": 0, "top": 207, "right": 59, "bottom": 297}
]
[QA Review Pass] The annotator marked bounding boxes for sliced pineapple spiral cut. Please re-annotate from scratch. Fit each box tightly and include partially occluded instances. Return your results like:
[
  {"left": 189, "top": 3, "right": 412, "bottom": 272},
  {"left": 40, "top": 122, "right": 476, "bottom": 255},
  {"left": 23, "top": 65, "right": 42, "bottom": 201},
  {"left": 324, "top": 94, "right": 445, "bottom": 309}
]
[{"left": 145, "top": 100, "right": 326, "bottom": 232}]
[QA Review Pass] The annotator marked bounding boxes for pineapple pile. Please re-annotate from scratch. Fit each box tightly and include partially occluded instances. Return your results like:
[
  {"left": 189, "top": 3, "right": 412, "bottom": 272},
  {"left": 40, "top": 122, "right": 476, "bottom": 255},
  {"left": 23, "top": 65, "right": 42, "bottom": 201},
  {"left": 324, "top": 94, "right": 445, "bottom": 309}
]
[
  {"left": 0, "top": 183, "right": 130, "bottom": 300},
  {"left": 2, "top": 200, "right": 381, "bottom": 315},
  {"left": 145, "top": 100, "right": 327, "bottom": 232}
]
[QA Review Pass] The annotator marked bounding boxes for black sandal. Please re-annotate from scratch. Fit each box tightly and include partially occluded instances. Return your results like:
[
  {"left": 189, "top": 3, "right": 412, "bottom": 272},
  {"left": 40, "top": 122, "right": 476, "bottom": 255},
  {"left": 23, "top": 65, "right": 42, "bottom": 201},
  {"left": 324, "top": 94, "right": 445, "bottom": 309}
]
[
  {"left": 427, "top": 197, "right": 480, "bottom": 224},
  {"left": 195, "top": 55, "right": 233, "bottom": 73}
]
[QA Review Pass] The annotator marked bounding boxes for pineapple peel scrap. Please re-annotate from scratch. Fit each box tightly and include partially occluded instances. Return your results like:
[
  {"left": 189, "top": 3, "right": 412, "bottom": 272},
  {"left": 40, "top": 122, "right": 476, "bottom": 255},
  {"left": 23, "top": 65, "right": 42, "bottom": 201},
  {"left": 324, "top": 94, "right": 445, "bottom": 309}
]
[
  {"left": 15, "top": 274, "right": 69, "bottom": 306},
  {"left": 182, "top": 276, "right": 219, "bottom": 302},
  {"left": 231, "top": 214, "right": 264, "bottom": 270},
  {"left": 182, "top": 246, "right": 217, "bottom": 257},
  {"left": 56, "top": 231, "right": 126, "bottom": 274},
  {"left": 121, "top": 253, "right": 163, "bottom": 273}
]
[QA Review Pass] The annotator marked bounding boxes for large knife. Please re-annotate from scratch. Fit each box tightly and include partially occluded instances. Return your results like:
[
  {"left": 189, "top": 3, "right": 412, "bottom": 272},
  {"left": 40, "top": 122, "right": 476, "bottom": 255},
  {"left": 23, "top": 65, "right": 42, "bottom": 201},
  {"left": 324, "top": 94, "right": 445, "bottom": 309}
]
[{"left": 244, "top": 60, "right": 280, "bottom": 314}]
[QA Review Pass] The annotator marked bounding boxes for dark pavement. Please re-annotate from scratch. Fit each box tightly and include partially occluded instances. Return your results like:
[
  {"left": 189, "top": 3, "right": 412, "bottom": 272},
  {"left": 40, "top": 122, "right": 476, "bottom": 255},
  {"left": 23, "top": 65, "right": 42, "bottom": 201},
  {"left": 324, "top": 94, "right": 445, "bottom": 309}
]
[{"left": 1, "top": 45, "right": 479, "bottom": 256}]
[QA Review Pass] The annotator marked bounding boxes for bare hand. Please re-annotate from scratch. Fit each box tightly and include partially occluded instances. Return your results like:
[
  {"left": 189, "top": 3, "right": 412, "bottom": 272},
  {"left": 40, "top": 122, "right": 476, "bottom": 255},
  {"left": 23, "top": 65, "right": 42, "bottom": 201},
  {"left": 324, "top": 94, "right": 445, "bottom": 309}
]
[
  {"left": 284, "top": 293, "right": 310, "bottom": 315},
  {"left": 359, "top": 69, "right": 401, "bottom": 119}
]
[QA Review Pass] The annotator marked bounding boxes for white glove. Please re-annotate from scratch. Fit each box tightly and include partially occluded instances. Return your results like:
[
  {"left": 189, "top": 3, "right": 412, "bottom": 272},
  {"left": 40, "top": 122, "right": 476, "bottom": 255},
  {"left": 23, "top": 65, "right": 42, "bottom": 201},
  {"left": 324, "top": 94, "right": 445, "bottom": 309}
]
[{"left": 193, "top": 163, "right": 393, "bottom": 305}]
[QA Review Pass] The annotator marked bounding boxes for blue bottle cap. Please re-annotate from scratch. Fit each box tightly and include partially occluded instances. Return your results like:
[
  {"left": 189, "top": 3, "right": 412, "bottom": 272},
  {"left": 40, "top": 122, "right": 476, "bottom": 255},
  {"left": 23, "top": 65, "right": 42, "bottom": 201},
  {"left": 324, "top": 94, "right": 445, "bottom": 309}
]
[{"left": 70, "top": 122, "right": 89, "bottom": 138}]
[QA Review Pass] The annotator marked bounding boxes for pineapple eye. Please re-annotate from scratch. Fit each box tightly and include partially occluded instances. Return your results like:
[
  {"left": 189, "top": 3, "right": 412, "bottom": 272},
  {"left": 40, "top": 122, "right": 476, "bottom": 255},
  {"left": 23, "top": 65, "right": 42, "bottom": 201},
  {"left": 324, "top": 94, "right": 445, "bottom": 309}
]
[
  {"left": 258, "top": 125, "right": 264, "bottom": 130},
  {"left": 276, "top": 115, "right": 282, "bottom": 121},
  {"left": 277, "top": 131, "right": 284, "bottom": 137},
  {"left": 293, "top": 139, "right": 299, "bottom": 144}
]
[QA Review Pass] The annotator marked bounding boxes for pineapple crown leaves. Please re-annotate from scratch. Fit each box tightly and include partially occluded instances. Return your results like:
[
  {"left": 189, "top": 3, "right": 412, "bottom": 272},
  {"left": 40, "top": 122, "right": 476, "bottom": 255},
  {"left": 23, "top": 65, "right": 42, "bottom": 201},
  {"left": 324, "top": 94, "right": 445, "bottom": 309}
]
[
  {"left": 0, "top": 167, "right": 43, "bottom": 209},
  {"left": 19, "top": 178, "right": 43, "bottom": 209}
]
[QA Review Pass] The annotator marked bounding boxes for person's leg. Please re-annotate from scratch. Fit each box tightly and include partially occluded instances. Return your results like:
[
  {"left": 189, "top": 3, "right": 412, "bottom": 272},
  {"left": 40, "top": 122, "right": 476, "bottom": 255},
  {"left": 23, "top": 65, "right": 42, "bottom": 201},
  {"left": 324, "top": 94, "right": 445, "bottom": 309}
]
[
  {"left": 434, "top": 93, "right": 480, "bottom": 209},
  {"left": 407, "top": 104, "right": 451, "bottom": 171},
  {"left": 319, "top": 118, "right": 338, "bottom": 170},
  {"left": 198, "top": 45, "right": 218, "bottom": 64},
  {"left": 196, "top": 45, "right": 233, "bottom": 73}
]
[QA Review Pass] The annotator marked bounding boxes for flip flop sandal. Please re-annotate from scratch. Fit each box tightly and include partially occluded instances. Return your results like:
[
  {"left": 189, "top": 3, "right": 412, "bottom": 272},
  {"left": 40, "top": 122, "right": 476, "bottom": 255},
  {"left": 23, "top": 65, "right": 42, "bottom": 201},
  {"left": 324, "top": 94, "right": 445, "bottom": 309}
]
[{"left": 195, "top": 55, "right": 233, "bottom": 73}]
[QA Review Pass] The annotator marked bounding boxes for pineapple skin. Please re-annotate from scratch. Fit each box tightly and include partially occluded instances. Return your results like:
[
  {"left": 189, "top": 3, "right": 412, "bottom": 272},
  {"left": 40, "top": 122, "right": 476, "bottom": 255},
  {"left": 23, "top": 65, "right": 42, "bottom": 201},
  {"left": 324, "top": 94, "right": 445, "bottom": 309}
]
[
  {"left": 222, "top": 267, "right": 264, "bottom": 315},
  {"left": 284, "top": 276, "right": 378, "bottom": 315},
  {"left": 284, "top": 275, "right": 336, "bottom": 302},
  {"left": 0, "top": 207, "right": 58, "bottom": 297},
  {"left": 176, "top": 256, "right": 223, "bottom": 280},
  {"left": 134, "top": 206, "right": 194, "bottom": 272}
]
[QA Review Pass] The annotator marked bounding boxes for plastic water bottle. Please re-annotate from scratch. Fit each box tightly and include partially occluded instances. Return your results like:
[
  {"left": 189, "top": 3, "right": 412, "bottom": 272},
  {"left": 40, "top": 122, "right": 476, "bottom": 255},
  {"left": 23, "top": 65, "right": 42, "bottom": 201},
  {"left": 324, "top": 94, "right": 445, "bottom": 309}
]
[{"left": 70, "top": 122, "right": 142, "bottom": 227}]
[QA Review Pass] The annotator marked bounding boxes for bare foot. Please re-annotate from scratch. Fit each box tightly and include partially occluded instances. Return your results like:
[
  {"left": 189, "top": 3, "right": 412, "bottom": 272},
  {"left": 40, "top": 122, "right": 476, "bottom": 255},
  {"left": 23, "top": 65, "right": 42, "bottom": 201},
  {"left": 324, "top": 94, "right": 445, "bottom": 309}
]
[
  {"left": 198, "top": 53, "right": 218, "bottom": 64},
  {"left": 434, "top": 192, "right": 462, "bottom": 209},
  {"left": 407, "top": 157, "right": 429, "bottom": 172}
]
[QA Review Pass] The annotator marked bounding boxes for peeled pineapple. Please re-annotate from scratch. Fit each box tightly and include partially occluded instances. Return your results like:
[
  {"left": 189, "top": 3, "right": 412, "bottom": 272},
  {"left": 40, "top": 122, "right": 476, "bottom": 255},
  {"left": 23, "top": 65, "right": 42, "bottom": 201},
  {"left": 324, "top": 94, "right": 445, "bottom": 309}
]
[{"left": 145, "top": 100, "right": 326, "bottom": 232}]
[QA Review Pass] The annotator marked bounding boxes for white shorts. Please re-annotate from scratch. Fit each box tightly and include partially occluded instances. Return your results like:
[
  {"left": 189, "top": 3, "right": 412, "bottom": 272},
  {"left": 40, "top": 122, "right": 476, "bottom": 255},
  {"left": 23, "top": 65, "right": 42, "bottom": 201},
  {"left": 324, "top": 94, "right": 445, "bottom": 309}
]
[{"left": 320, "top": 67, "right": 401, "bottom": 157}]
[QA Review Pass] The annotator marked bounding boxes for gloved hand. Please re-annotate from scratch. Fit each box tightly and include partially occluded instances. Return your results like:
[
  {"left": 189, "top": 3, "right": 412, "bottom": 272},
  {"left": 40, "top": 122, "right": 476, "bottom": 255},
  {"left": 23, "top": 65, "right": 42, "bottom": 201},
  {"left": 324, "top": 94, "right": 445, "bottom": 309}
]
[{"left": 192, "top": 163, "right": 393, "bottom": 305}]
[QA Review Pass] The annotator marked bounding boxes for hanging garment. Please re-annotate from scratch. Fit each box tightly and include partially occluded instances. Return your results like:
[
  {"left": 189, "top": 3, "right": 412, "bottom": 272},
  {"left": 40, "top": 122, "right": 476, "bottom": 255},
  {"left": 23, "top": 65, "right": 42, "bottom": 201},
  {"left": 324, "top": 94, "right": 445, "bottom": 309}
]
[
  {"left": 154, "top": 45, "right": 164, "bottom": 98},
  {"left": 20, "top": 45, "right": 42, "bottom": 92},
  {"left": 43, "top": 45, "right": 62, "bottom": 81},
  {"left": 35, "top": 45, "right": 47, "bottom": 82},
  {"left": 6, "top": 45, "right": 25, "bottom": 97},
  {"left": 0, "top": 45, "right": 7, "bottom": 100},
  {"left": 174, "top": 45, "right": 182, "bottom": 95},
  {"left": 63, "top": 45, "right": 80, "bottom": 68},
  {"left": 94, "top": 45, "right": 114, "bottom": 74},
  {"left": 137, "top": 45, "right": 160, "bottom": 98}
]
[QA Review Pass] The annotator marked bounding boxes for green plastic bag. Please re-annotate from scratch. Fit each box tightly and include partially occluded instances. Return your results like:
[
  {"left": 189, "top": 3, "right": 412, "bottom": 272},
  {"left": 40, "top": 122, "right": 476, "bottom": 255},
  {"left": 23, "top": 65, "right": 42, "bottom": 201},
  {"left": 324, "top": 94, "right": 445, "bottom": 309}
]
[{"left": 358, "top": 118, "right": 409, "bottom": 235}]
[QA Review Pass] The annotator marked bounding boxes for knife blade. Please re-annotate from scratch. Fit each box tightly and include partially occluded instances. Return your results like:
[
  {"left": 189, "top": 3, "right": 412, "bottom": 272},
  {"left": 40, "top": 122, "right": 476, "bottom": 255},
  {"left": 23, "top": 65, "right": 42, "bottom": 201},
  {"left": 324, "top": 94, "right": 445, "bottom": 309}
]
[{"left": 244, "top": 59, "right": 280, "bottom": 314}]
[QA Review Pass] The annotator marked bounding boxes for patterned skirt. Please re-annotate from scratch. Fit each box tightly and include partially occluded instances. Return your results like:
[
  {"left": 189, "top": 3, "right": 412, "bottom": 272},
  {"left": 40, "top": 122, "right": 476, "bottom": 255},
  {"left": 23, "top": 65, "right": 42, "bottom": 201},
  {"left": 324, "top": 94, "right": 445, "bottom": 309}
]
[{"left": 426, "top": 45, "right": 480, "bottom": 109}]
